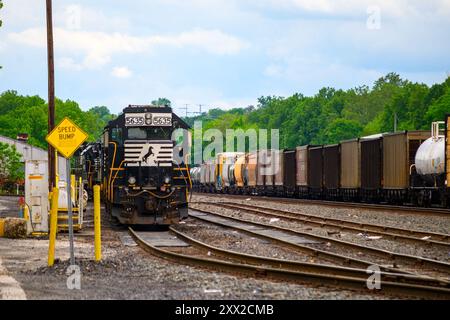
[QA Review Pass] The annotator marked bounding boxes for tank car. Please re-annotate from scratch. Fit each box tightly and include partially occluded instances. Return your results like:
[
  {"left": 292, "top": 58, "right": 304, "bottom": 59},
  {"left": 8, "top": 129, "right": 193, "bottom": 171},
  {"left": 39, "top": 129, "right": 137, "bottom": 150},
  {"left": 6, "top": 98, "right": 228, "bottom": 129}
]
[{"left": 411, "top": 121, "right": 448, "bottom": 206}]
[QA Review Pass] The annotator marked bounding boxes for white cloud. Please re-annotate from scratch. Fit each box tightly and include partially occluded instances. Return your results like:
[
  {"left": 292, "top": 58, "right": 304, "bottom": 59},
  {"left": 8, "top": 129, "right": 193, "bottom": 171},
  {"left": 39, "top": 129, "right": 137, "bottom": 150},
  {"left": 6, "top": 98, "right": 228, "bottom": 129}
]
[
  {"left": 57, "top": 57, "right": 83, "bottom": 71},
  {"left": 252, "top": 0, "right": 450, "bottom": 20},
  {"left": 111, "top": 66, "right": 132, "bottom": 79},
  {"left": 264, "top": 65, "right": 283, "bottom": 77},
  {"left": 7, "top": 27, "right": 249, "bottom": 70},
  {"left": 57, "top": 4, "right": 130, "bottom": 32}
]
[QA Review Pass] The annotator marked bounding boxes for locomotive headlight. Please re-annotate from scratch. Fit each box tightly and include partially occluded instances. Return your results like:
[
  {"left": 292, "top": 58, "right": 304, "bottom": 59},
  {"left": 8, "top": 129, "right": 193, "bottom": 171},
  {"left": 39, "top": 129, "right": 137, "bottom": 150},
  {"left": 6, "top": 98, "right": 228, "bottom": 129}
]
[
  {"left": 128, "top": 176, "right": 137, "bottom": 185},
  {"left": 164, "top": 176, "right": 171, "bottom": 184}
]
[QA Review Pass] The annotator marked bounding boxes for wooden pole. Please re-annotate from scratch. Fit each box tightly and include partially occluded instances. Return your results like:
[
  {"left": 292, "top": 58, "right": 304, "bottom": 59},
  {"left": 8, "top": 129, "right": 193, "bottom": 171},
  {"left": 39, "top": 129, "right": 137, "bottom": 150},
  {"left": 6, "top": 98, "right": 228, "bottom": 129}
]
[{"left": 46, "top": 0, "right": 56, "bottom": 191}]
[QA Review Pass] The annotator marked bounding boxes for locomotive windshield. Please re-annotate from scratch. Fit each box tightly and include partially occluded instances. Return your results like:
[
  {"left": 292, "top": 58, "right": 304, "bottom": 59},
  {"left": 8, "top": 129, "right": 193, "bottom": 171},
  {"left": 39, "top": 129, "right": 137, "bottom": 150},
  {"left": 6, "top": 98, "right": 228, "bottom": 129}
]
[{"left": 127, "top": 127, "right": 171, "bottom": 140}]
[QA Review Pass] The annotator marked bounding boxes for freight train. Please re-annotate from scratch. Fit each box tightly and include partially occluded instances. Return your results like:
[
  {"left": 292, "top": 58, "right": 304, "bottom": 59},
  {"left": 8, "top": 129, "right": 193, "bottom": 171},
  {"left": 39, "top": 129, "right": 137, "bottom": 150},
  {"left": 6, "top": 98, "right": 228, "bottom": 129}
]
[
  {"left": 191, "top": 117, "right": 450, "bottom": 208},
  {"left": 79, "top": 105, "right": 192, "bottom": 225}
]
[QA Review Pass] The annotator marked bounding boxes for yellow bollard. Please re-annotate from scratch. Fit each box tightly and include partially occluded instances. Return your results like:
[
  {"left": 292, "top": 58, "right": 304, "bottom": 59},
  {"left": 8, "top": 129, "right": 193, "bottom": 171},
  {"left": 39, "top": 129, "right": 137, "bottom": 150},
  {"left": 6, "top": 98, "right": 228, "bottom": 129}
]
[
  {"left": 23, "top": 205, "right": 29, "bottom": 221},
  {"left": 48, "top": 187, "right": 59, "bottom": 267},
  {"left": 71, "top": 174, "right": 76, "bottom": 201},
  {"left": 79, "top": 177, "right": 82, "bottom": 204},
  {"left": 94, "top": 185, "right": 101, "bottom": 261}
]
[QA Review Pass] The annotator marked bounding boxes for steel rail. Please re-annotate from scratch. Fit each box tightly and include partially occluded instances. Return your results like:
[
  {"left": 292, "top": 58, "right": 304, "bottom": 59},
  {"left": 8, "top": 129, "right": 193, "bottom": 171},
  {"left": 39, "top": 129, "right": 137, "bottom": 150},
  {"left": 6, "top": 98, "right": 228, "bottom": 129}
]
[
  {"left": 129, "top": 227, "right": 450, "bottom": 299},
  {"left": 189, "top": 205, "right": 450, "bottom": 276},
  {"left": 203, "top": 201, "right": 450, "bottom": 248},
  {"left": 169, "top": 226, "right": 450, "bottom": 289},
  {"left": 195, "top": 192, "right": 450, "bottom": 216},
  {"left": 187, "top": 208, "right": 413, "bottom": 275}
]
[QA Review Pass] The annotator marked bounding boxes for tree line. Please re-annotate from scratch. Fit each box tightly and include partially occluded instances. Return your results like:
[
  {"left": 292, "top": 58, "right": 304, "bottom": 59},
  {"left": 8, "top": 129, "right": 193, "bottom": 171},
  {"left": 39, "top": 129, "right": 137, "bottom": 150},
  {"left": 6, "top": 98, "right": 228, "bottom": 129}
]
[
  {"left": 184, "top": 73, "right": 450, "bottom": 150},
  {"left": 0, "top": 90, "right": 115, "bottom": 150}
]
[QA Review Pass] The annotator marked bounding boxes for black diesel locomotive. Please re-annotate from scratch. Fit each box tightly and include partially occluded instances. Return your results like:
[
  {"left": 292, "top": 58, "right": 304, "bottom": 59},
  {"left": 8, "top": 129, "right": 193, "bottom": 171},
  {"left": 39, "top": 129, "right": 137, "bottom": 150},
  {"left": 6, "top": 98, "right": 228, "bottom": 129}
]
[{"left": 81, "top": 105, "right": 192, "bottom": 225}]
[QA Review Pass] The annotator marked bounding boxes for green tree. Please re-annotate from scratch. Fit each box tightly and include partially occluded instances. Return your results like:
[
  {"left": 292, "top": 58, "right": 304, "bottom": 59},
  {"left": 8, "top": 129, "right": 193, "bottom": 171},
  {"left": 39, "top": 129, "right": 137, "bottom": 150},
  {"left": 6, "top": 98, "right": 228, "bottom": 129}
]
[
  {"left": 0, "top": 0, "right": 3, "bottom": 69},
  {"left": 0, "top": 142, "right": 23, "bottom": 184},
  {"left": 0, "top": 91, "right": 116, "bottom": 148},
  {"left": 425, "top": 87, "right": 450, "bottom": 123},
  {"left": 151, "top": 98, "right": 171, "bottom": 107},
  {"left": 321, "top": 119, "right": 363, "bottom": 144}
]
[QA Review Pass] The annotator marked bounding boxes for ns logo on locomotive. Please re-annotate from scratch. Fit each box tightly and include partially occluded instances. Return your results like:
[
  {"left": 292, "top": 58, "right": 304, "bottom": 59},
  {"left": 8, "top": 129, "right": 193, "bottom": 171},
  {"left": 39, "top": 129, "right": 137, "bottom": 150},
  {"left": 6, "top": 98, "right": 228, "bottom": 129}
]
[{"left": 79, "top": 104, "right": 192, "bottom": 225}]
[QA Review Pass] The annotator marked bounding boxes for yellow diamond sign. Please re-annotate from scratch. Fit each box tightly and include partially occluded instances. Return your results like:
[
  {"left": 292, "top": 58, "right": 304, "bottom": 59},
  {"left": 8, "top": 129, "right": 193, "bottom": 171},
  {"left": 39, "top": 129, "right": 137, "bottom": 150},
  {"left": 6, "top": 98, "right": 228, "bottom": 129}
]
[{"left": 46, "top": 117, "right": 89, "bottom": 158}]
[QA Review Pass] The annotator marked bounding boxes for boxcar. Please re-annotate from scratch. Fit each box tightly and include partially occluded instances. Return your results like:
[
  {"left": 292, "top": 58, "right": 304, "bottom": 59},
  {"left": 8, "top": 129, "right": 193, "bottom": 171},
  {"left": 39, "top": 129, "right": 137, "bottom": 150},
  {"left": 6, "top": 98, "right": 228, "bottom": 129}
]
[
  {"left": 323, "top": 144, "right": 340, "bottom": 199},
  {"left": 383, "top": 131, "right": 430, "bottom": 203},
  {"left": 264, "top": 150, "right": 276, "bottom": 196},
  {"left": 296, "top": 145, "right": 314, "bottom": 198},
  {"left": 283, "top": 149, "right": 296, "bottom": 196},
  {"left": 308, "top": 146, "right": 324, "bottom": 198},
  {"left": 256, "top": 150, "right": 266, "bottom": 194},
  {"left": 360, "top": 135, "right": 383, "bottom": 202},
  {"left": 340, "top": 139, "right": 360, "bottom": 201},
  {"left": 274, "top": 150, "right": 284, "bottom": 196},
  {"left": 247, "top": 152, "right": 258, "bottom": 194}
]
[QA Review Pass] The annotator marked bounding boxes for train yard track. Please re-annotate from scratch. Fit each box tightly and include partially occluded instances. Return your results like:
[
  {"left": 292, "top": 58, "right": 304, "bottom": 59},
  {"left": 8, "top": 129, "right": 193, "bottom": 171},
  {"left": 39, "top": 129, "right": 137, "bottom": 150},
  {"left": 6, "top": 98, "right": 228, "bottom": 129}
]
[
  {"left": 189, "top": 204, "right": 450, "bottom": 279},
  {"left": 129, "top": 225, "right": 450, "bottom": 299},
  {"left": 198, "top": 201, "right": 450, "bottom": 248},
  {"left": 195, "top": 192, "right": 450, "bottom": 217}
]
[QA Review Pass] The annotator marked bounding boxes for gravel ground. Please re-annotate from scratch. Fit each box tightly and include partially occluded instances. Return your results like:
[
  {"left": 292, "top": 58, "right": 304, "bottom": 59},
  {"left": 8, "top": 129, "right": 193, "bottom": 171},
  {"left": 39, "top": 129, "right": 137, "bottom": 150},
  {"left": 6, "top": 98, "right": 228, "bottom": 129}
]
[
  {"left": 192, "top": 194, "right": 450, "bottom": 235},
  {"left": 1, "top": 232, "right": 396, "bottom": 300},
  {"left": 190, "top": 201, "right": 450, "bottom": 279},
  {"left": 0, "top": 196, "right": 399, "bottom": 300}
]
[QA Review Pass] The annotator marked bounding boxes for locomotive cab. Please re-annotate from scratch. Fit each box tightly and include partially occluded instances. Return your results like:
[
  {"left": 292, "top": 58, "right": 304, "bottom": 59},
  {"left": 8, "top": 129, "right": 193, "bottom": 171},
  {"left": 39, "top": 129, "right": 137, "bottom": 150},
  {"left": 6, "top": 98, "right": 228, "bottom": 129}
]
[{"left": 103, "top": 105, "right": 191, "bottom": 225}]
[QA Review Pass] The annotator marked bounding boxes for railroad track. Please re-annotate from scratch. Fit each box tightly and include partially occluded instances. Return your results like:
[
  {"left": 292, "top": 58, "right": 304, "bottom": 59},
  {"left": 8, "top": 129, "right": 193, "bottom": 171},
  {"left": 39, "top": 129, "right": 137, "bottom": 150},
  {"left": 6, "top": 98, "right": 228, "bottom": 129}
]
[
  {"left": 129, "top": 227, "right": 450, "bottom": 299},
  {"left": 198, "top": 201, "right": 450, "bottom": 248},
  {"left": 189, "top": 204, "right": 450, "bottom": 278},
  {"left": 194, "top": 192, "right": 450, "bottom": 216}
]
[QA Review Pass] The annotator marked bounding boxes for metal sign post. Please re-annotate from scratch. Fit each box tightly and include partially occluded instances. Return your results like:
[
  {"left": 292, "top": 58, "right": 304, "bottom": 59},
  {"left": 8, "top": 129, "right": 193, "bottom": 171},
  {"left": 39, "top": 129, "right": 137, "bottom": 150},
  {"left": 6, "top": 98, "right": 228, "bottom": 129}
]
[{"left": 66, "top": 159, "right": 75, "bottom": 265}]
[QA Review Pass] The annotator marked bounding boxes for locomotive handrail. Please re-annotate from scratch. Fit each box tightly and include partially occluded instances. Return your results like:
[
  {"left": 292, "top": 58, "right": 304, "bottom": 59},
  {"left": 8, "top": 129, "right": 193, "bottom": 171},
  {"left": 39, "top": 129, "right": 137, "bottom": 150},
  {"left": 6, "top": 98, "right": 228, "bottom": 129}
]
[
  {"left": 107, "top": 141, "right": 118, "bottom": 201},
  {"left": 110, "top": 160, "right": 126, "bottom": 203},
  {"left": 125, "top": 189, "right": 175, "bottom": 199}
]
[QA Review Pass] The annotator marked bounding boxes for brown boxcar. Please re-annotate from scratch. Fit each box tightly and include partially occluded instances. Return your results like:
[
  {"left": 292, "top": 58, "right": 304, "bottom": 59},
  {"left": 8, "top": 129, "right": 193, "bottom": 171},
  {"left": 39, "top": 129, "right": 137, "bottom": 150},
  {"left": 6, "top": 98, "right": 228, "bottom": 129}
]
[
  {"left": 256, "top": 150, "right": 266, "bottom": 193},
  {"left": 274, "top": 150, "right": 284, "bottom": 187},
  {"left": 323, "top": 144, "right": 340, "bottom": 199},
  {"left": 383, "top": 131, "right": 430, "bottom": 202},
  {"left": 360, "top": 135, "right": 383, "bottom": 201},
  {"left": 264, "top": 150, "right": 276, "bottom": 195},
  {"left": 296, "top": 145, "right": 313, "bottom": 197},
  {"left": 447, "top": 115, "right": 450, "bottom": 189},
  {"left": 283, "top": 149, "right": 297, "bottom": 196},
  {"left": 308, "top": 146, "right": 323, "bottom": 197},
  {"left": 340, "top": 139, "right": 360, "bottom": 200}
]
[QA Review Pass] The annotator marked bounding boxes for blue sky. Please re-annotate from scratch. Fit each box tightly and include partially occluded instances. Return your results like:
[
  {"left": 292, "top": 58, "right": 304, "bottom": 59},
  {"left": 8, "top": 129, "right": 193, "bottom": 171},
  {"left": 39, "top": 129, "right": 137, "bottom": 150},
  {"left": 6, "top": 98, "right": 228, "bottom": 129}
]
[{"left": 0, "top": 0, "right": 449, "bottom": 115}]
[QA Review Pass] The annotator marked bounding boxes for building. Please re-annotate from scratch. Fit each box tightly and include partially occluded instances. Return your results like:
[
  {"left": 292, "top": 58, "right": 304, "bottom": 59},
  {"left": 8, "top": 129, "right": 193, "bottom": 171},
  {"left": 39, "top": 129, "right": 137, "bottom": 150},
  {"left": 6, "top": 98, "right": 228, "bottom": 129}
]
[{"left": 0, "top": 135, "right": 68, "bottom": 182}]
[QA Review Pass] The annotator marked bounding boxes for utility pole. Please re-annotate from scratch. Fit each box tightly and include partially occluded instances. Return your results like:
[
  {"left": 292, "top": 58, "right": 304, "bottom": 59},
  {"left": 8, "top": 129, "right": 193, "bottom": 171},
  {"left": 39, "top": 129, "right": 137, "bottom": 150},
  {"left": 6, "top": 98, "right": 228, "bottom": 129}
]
[
  {"left": 183, "top": 104, "right": 189, "bottom": 118},
  {"left": 46, "top": 0, "right": 56, "bottom": 191},
  {"left": 198, "top": 104, "right": 204, "bottom": 115}
]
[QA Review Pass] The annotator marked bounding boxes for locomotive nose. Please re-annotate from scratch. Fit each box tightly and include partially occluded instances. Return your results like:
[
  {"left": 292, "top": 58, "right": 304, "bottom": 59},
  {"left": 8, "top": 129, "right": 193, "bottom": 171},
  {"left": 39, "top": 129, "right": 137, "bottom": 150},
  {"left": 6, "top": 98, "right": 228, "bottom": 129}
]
[{"left": 145, "top": 199, "right": 155, "bottom": 211}]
